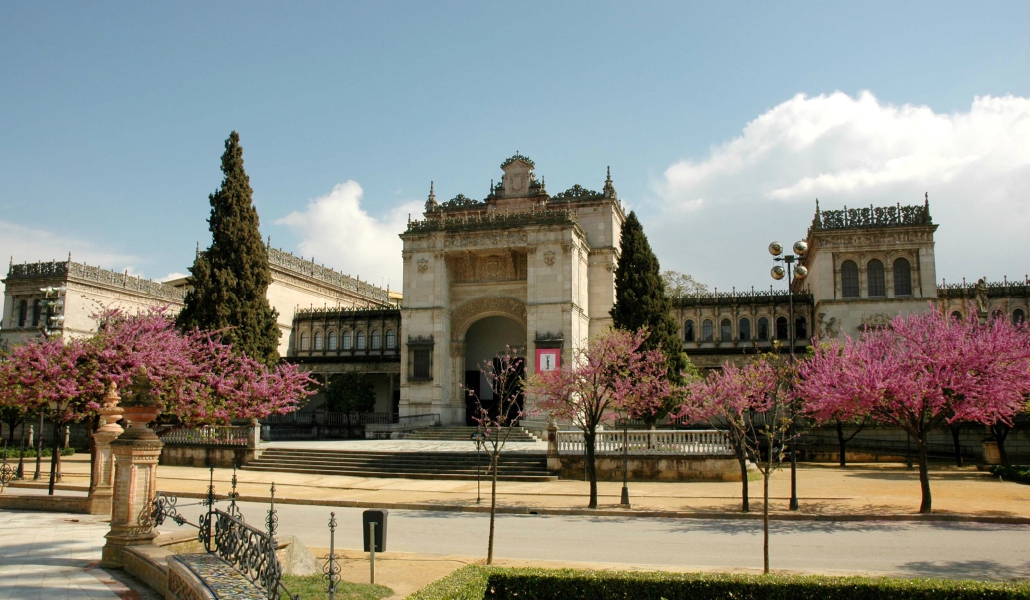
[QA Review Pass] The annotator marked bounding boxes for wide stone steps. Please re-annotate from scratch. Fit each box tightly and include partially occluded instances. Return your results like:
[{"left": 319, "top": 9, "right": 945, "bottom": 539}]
[
  {"left": 241, "top": 448, "right": 556, "bottom": 482},
  {"left": 403, "top": 426, "right": 540, "bottom": 442}
]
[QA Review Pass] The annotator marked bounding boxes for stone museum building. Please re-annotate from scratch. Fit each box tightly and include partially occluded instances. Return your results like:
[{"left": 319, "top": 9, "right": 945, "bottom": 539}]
[{"left": 4, "top": 152, "right": 1029, "bottom": 427}]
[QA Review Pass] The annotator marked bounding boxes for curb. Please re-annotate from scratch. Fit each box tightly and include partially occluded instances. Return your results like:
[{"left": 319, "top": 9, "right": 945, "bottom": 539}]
[{"left": 165, "top": 490, "right": 1030, "bottom": 526}]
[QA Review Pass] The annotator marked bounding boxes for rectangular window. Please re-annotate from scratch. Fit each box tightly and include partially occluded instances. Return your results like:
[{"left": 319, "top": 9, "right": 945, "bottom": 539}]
[{"left": 412, "top": 348, "right": 432, "bottom": 380}]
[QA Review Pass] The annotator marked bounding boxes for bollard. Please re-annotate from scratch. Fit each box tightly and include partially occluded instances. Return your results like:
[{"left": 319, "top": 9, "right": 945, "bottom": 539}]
[{"left": 369, "top": 521, "right": 376, "bottom": 585}]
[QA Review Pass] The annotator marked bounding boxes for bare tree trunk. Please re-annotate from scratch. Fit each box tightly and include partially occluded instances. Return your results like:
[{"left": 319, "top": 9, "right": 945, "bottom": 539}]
[
  {"left": 763, "top": 469, "right": 770, "bottom": 574},
  {"left": 585, "top": 429, "right": 598, "bottom": 509},
  {"left": 836, "top": 420, "right": 847, "bottom": 467},
  {"left": 737, "top": 453, "right": 750, "bottom": 513},
  {"left": 916, "top": 438, "right": 932, "bottom": 514},
  {"left": 949, "top": 424, "right": 963, "bottom": 467},
  {"left": 487, "top": 454, "right": 498, "bottom": 565}
]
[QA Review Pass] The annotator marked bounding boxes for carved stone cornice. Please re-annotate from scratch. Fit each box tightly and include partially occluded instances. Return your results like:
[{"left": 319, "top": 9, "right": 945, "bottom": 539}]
[{"left": 444, "top": 231, "right": 529, "bottom": 249}]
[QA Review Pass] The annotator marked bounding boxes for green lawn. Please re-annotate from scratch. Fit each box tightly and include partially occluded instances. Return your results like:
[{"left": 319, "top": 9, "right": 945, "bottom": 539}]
[{"left": 280, "top": 574, "right": 393, "bottom": 600}]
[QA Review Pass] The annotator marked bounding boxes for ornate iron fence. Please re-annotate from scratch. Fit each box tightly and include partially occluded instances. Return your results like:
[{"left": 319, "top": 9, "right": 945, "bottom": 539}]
[{"left": 149, "top": 468, "right": 297, "bottom": 599}]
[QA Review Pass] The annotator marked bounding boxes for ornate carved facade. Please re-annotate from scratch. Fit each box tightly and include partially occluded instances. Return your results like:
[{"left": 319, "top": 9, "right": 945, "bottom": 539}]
[{"left": 398, "top": 154, "right": 625, "bottom": 425}]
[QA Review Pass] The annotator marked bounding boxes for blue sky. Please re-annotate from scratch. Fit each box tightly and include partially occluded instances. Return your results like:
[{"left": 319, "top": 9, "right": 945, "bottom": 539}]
[{"left": 2, "top": 2, "right": 1028, "bottom": 291}]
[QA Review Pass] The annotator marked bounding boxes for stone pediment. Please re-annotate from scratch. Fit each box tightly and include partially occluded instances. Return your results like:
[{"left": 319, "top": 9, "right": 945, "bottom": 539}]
[{"left": 500, "top": 152, "right": 536, "bottom": 197}]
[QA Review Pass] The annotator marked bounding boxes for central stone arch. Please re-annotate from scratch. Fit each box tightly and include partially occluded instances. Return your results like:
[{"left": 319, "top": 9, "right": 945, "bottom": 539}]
[{"left": 450, "top": 297, "right": 527, "bottom": 342}]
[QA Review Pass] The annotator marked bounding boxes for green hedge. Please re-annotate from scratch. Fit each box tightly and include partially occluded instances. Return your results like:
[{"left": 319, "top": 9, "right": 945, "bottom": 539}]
[
  {"left": 990, "top": 465, "right": 1030, "bottom": 485},
  {"left": 406, "top": 567, "right": 1030, "bottom": 600},
  {"left": 2, "top": 447, "right": 75, "bottom": 458}
]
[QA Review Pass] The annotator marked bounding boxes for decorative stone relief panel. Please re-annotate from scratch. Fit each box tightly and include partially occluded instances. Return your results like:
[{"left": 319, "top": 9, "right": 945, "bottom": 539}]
[
  {"left": 417, "top": 259, "right": 429, "bottom": 273},
  {"left": 543, "top": 251, "right": 555, "bottom": 267},
  {"left": 449, "top": 251, "right": 527, "bottom": 283},
  {"left": 445, "top": 231, "right": 529, "bottom": 248},
  {"left": 450, "top": 297, "right": 528, "bottom": 341}
]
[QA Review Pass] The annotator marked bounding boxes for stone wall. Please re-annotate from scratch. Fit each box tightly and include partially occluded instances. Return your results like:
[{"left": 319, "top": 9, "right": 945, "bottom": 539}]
[{"left": 555, "top": 454, "right": 742, "bottom": 482}]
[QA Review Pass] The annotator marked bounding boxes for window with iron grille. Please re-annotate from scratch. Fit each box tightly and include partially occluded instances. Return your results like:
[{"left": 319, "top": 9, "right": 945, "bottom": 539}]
[
  {"left": 841, "top": 261, "right": 859, "bottom": 298},
  {"left": 893, "top": 258, "right": 912, "bottom": 296},
  {"left": 867, "top": 259, "right": 886, "bottom": 297},
  {"left": 412, "top": 348, "right": 432, "bottom": 380}
]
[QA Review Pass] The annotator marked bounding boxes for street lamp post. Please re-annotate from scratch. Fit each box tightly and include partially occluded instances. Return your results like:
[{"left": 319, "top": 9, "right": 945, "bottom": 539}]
[
  {"left": 769, "top": 240, "right": 807, "bottom": 512},
  {"left": 35, "top": 286, "right": 66, "bottom": 485},
  {"left": 620, "top": 415, "right": 631, "bottom": 508}
]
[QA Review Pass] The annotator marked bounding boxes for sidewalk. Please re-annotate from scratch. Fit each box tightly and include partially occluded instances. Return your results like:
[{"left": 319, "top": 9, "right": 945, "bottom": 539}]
[
  {"left": 13, "top": 454, "right": 1030, "bottom": 521},
  {"left": 0, "top": 510, "right": 158, "bottom": 600}
]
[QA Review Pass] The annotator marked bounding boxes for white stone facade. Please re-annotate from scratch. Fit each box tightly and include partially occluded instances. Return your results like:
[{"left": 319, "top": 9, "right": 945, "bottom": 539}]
[{"left": 398, "top": 156, "right": 624, "bottom": 425}]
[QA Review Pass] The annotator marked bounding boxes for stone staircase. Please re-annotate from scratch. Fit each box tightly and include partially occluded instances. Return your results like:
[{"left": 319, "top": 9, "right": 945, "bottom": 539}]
[
  {"left": 241, "top": 448, "right": 555, "bottom": 481},
  {"left": 403, "top": 426, "right": 541, "bottom": 442}
]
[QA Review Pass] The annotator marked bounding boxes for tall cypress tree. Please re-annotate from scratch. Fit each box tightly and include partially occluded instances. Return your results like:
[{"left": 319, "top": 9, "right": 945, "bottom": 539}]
[
  {"left": 177, "top": 131, "right": 281, "bottom": 367},
  {"left": 610, "top": 211, "right": 689, "bottom": 383}
]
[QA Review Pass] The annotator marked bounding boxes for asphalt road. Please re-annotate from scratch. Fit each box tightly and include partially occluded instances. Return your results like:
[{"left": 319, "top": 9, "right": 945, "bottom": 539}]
[{"left": 163, "top": 500, "right": 1030, "bottom": 580}]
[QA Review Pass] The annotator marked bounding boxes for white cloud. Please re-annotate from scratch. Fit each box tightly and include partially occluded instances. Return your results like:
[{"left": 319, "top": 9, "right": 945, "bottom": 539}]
[
  {"left": 159, "top": 272, "right": 188, "bottom": 283},
  {"left": 650, "top": 92, "right": 1030, "bottom": 290},
  {"left": 0, "top": 220, "right": 140, "bottom": 275},
  {"left": 275, "top": 181, "right": 420, "bottom": 291}
]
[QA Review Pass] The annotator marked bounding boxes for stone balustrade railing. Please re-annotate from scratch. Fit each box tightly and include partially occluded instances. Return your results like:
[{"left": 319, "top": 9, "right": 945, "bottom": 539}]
[
  {"left": 159, "top": 426, "right": 251, "bottom": 447},
  {"left": 556, "top": 429, "right": 733, "bottom": 456}
]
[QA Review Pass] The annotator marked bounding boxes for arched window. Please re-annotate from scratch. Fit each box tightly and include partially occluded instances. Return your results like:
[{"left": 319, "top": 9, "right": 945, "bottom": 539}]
[
  {"left": 776, "top": 316, "right": 788, "bottom": 340},
  {"left": 684, "top": 320, "right": 695, "bottom": 342},
  {"left": 893, "top": 258, "right": 912, "bottom": 296},
  {"left": 314, "top": 331, "right": 323, "bottom": 351},
  {"left": 17, "top": 300, "right": 27, "bottom": 327},
  {"left": 720, "top": 318, "right": 732, "bottom": 341},
  {"left": 356, "top": 331, "right": 366, "bottom": 350},
  {"left": 757, "top": 317, "right": 769, "bottom": 340},
  {"left": 31, "top": 300, "right": 41, "bottom": 327},
  {"left": 992, "top": 308, "right": 1004, "bottom": 322},
  {"left": 739, "top": 318, "right": 751, "bottom": 341},
  {"left": 342, "top": 330, "right": 352, "bottom": 350},
  {"left": 1013, "top": 309, "right": 1026, "bottom": 325},
  {"left": 951, "top": 311, "right": 963, "bottom": 321},
  {"left": 867, "top": 259, "right": 886, "bottom": 297},
  {"left": 371, "top": 330, "right": 381, "bottom": 350},
  {"left": 841, "top": 261, "right": 859, "bottom": 298},
  {"left": 701, "top": 319, "right": 714, "bottom": 342},
  {"left": 328, "top": 331, "right": 337, "bottom": 351},
  {"left": 300, "top": 332, "right": 310, "bottom": 351},
  {"left": 386, "top": 329, "right": 396, "bottom": 349},
  {"left": 795, "top": 316, "right": 808, "bottom": 340}
]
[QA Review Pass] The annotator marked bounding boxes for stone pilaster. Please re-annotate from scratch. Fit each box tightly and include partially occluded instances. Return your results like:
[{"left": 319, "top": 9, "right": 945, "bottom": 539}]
[
  {"left": 89, "top": 383, "right": 123, "bottom": 516},
  {"left": 101, "top": 406, "right": 163, "bottom": 567}
]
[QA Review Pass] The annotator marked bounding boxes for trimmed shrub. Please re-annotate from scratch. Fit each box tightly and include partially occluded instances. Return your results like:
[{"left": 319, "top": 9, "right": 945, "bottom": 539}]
[
  {"left": 3, "top": 447, "right": 75, "bottom": 459},
  {"left": 990, "top": 465, "right": 1030, "bottom": 485},
  {"left": 407, "top": 567, "right": 1030, "bottom": 600}
]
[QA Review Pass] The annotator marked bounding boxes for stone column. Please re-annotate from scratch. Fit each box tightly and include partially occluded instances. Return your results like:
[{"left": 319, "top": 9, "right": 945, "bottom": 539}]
[
  {"left": 247, "top": 417, "right": 263, "bottom": 463},
  {"left": 546, "top": 417, "right": 561, "bottom": 473},
  {"left": 101, "top": 405, "right": 163, "bottom": 567},
  {"left": 89, "top": 383, "right": 123, "bottom": 516}
]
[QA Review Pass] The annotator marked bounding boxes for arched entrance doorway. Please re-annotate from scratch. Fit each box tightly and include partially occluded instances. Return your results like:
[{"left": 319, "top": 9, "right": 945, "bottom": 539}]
[{"left": 463, "top": 315, "right": 526, "bottom": 426}]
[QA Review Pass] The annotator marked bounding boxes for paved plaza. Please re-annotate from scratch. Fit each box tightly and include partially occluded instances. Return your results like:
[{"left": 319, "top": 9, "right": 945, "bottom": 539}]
[
  {"left": 0, "top": 509, "right": 156, "bottom": 600},
  {"left": 265, "top": 439, "right": 549, "bottom": 453}
]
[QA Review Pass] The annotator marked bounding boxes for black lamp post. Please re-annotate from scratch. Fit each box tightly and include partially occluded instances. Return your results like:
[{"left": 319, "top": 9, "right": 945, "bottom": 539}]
[
  {"left": 620, "top": 415, "right": 631, "bottom": 508},
  {"left": 769, "top": 240, "right": 807, "bottom": 512},
  {"left": 35, "top": 286, "right": 66, "bottom": 484}
]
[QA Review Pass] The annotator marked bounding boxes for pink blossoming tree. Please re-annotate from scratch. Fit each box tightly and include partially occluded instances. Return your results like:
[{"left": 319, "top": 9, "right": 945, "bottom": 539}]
[
  {"left": 795, "top": 306, "right": 1030, "bottom": 513},
  {"left": 675, "top": 356, "right": 796, "bottom": 574},
  {"left": 0, "top": 308, "right": 315, "bottom": 493},
  {"left": 527, "top": 328, "right": 672, "bottom": 509},
  {"left": 465, "top": 348, "right": 526, "bottom": 565}
]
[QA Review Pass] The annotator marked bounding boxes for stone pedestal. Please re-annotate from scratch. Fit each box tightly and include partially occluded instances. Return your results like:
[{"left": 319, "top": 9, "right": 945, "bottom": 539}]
[
  {"left": 89, "top": 383, "right": 123, "bottom": 516},
  {"left": 983, "top": 440, "right": 1001, "bottom": 465},
  {"left": 247, "top": 417, "right": 263, "bottom": 462},
  {"left": 546, "top": 417, "right": 561, "bottom": 472},
  {"left": 101, "top": 406, "right": 163, "bottom": 567}
]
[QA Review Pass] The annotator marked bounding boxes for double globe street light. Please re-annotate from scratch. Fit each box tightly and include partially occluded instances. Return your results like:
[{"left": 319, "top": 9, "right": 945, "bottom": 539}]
[{"left": 769, "top": 240, "right": 807, "bottom": 511}]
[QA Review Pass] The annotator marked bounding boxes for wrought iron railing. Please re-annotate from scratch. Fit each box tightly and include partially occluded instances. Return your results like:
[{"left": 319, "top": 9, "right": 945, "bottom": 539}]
[
  {"left": 159, "top": 426, "right": 250, "bottom": 447},
  {"left": 151, "top": 469, "right": 297, "bottom": 600},
  {"left": 556, "top": 429, "right": 733, "bottom": 456}
]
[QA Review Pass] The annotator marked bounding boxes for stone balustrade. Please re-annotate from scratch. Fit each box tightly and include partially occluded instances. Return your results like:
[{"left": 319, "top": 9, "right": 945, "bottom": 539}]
[{"left": 556, "top": 429, "right": 733, "bottom": 456}]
